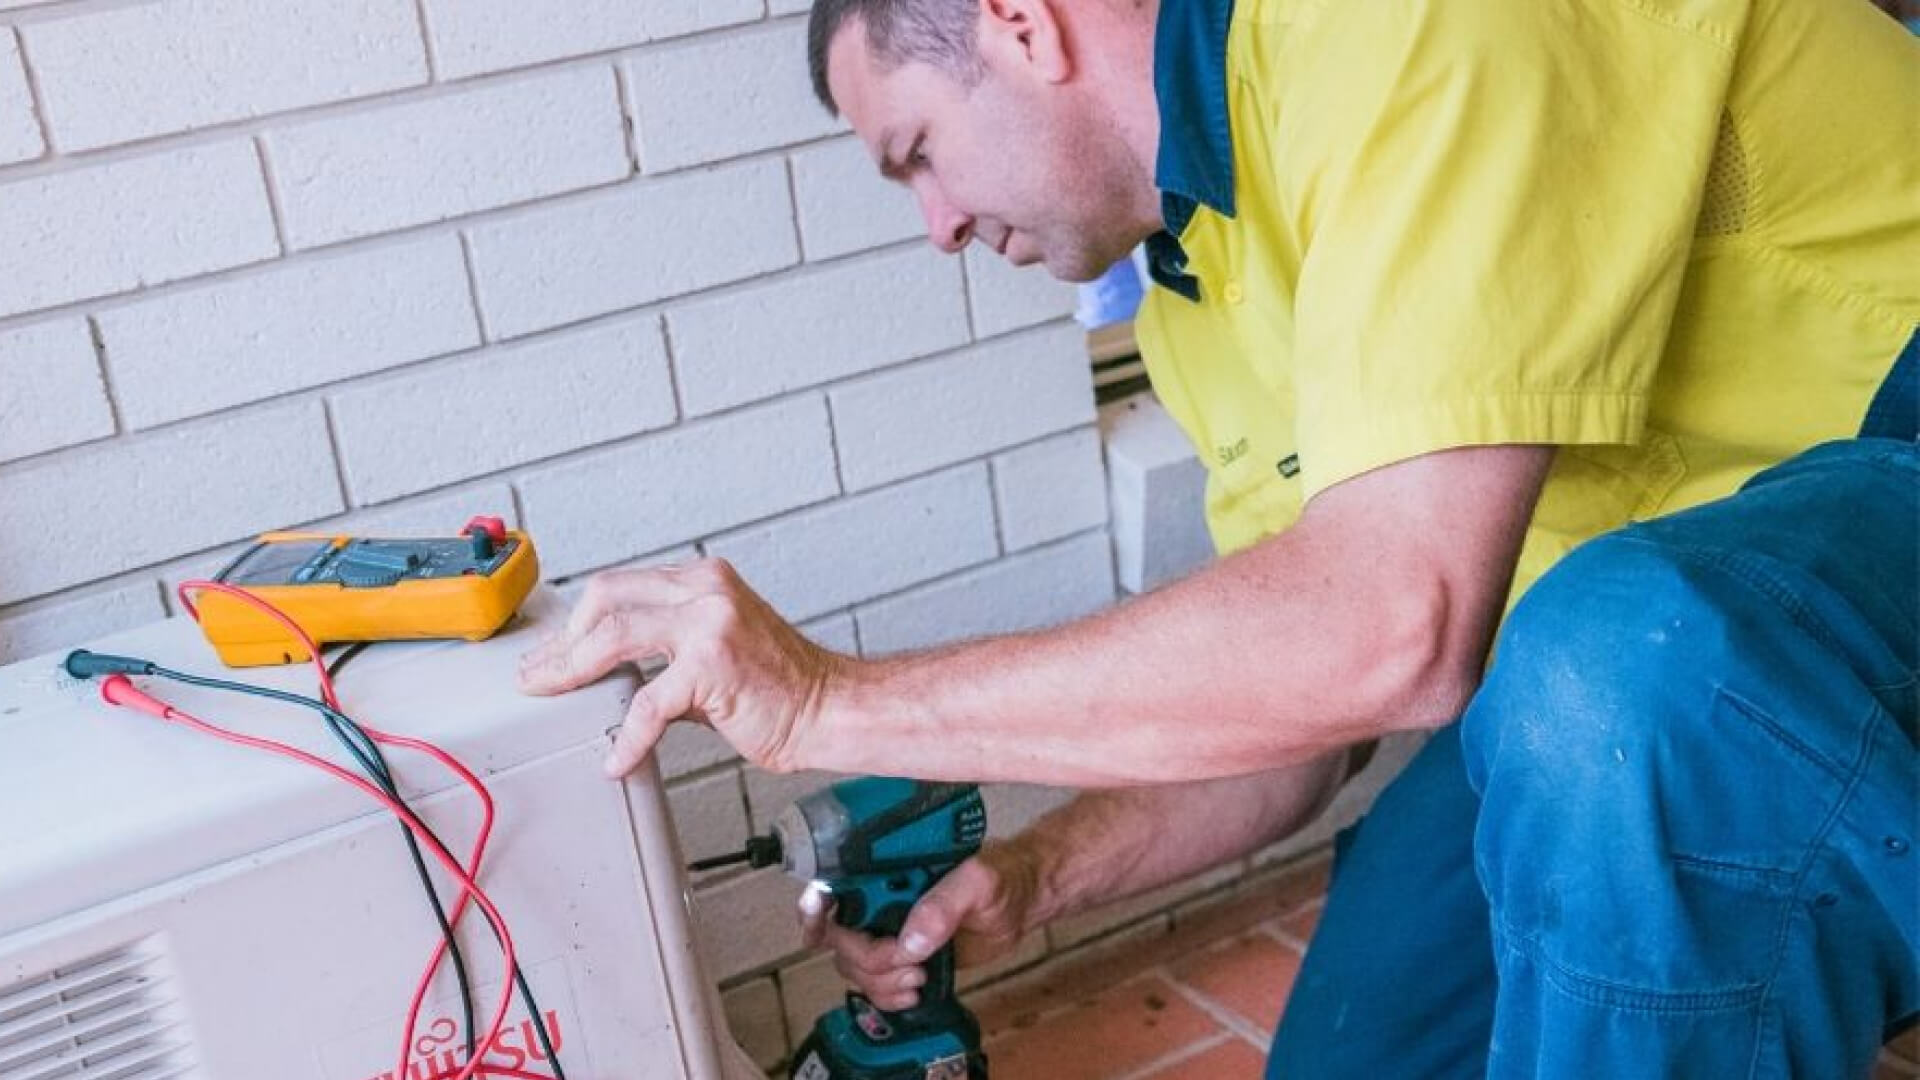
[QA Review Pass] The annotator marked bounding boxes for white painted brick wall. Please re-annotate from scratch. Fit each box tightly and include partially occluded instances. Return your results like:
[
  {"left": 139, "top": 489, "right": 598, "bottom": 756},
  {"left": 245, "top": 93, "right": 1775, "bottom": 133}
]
[
  {"left": 0, "top": 4, "right": 1148, "bottom": 1066},
  {"left": 789, "top": 137, "right": 923, "bottom": 261},
  {"left": 963, "top": 246, "right": 1078, "bottom": 339},
  {"left": 624, "top": 20, "right": 840, "bottom": 174},
  {"left": 519, "top": 395, "right": 839, "bottom": 579},
  {"left": 98, "top": 237, "right": 480, "bottom": 430},
  {"left": 0, "top": 143, "right": 277, "bottom": 319},
  {"left": 266, "top": 66, "right": 630, "bottom": 250},
  {"left": 23, "top": 0, "right": 426, "bottom": 152},
  {"left": 0, "top": 319, "right": 112, "bottom": 463},
  {"left": 993, "top": 427, "right": 1111, "bottom": 552},
  {"left": 830, "top": 323, "right": 1097, "bottom": 491},
  {"left": 707, "top": 465, "right": 1000, "bottom": 622},
  {"left": 331, "top": 316, "right": 676, "bottom": 504},
  {"left": 0, "top": 27, "right": 41, "bottom": 164},
  {"left": 465, "top": 158, "right": 797, "bottom": 339},
  {"left": 667, "top": 246, "right": 967, "bottom": 416},
  {"left": 0, "top": 582, "right": 165, "bottom": 665},
  {"left": 421, "top": 0, "right": 760, "bottom": 81},
  {"left": 855, "top": 530, "right": 1116, "bottom": 656},
  {"left": 0, "top": 403, "right": 340, "bottom": 604}
]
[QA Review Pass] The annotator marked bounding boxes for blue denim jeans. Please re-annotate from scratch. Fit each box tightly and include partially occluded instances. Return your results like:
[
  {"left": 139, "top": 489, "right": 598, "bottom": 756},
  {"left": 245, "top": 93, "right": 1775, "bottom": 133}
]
[{"left": 1269, "top": 342, "right": 1918, "bottom": 1077}]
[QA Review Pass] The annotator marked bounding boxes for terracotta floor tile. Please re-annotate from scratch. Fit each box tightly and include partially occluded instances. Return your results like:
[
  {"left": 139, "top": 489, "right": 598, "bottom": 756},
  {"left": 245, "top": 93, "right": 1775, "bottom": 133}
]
[
  {"left": 1277, "top": 901, "right": 1322, "bottom": 943},
  {"left": 1876, "top": 1052, "right": 1919, "bottom": 1080},
  {"left": 1169, "top": 933, "right": 1302, "bottom": 1035},
  {"left": 974, "top": 919, "right": 1174, "bottom": 1038},
  {"left": 985, "top": 976, "right": 1225, "bottom": 1080},
  {"left": 1136, "top": 1037, "right": 1267, "bottom": 1080}
]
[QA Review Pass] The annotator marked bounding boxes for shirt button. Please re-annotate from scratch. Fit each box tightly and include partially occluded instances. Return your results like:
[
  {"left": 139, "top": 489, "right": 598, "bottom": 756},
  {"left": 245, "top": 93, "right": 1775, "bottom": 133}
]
[{"left": 1222, "top": 281, "right": 1244, "bottom": 304}]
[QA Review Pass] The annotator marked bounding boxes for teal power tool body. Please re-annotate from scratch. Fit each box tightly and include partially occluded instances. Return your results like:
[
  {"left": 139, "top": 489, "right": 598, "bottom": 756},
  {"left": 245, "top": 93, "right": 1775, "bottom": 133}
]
[{"left": 696, "top": 777, "right": 989, "bottom": 1079}]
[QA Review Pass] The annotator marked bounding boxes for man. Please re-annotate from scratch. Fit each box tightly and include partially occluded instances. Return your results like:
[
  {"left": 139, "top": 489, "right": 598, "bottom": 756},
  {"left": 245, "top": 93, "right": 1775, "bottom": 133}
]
[{"left": 519, "top": 0, "right": 1918, "bottom": 1072}]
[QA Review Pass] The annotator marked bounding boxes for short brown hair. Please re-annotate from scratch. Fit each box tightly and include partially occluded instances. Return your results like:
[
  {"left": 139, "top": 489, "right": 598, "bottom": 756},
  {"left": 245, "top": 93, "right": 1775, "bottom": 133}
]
[{"left": 807, "top": 0, "right": 985, "bottom": 114}]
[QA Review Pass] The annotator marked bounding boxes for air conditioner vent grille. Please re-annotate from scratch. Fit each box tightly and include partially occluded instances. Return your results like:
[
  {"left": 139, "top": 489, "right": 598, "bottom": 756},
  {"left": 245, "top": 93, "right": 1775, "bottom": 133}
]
[{"left": 0, "top": 944, "right": 196, "bottom": 1080}]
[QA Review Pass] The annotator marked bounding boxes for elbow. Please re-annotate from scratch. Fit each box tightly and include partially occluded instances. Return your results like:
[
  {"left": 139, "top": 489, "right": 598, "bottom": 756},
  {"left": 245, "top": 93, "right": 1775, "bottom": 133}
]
[{"left": 1340, "top": 576, "right": 1486, "bottom": 736}]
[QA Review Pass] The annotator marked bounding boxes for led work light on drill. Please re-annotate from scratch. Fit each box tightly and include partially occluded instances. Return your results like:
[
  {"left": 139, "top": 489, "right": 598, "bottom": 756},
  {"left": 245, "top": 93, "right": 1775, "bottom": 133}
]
[{"left": 695, "top": 777, "right": 991, "bottom": 1080}]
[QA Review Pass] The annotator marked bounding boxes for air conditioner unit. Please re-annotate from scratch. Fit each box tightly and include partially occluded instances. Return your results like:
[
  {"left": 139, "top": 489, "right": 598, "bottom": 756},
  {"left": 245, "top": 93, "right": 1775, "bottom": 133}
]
[{"left": 0, "top": 588, "right": 760, "bottom": 1080}]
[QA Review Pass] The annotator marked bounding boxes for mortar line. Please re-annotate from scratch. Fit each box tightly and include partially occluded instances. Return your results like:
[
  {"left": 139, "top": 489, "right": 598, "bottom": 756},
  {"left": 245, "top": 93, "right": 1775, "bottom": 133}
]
[
  {"left": 84, "top": 315, "right": 126, "bottom": 436},
  {"left": 782, "top": 156, "right": 807, "bottom": 261},
  {"left": 9, "top": 25, "right": 54, "bottom": 160},
  {"left": 456, "top": 230, "right": 490, "bottom": 342},
  {"left": 319, "top": 399, "right": 354, "bottom": 510},
  {"left": 609, "top": 61, "right": 641, "bottom": 175},
  {"left": 252, "top": 136, "right": 290, "bottom": 255},
  {"left": 411, "top": 0, "right": 441, "bottom": 82},
  {"left": 822, "top": 394, "right": 849, "bottom": 496}
]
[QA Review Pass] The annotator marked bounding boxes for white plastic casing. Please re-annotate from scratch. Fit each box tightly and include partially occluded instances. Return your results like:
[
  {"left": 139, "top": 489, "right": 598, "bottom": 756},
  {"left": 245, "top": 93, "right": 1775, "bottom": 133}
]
[{"left": 0, "top": 588, "right": 759, "bottom": 1079}]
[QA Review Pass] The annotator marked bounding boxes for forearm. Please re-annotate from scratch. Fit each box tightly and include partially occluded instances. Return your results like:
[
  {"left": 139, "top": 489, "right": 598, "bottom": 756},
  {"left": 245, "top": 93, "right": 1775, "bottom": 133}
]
[
  {"left": 1004, "top": 752, "right": 1351, "bottom": 930},
  {"left": 811, "top": 535, "right": 1453, "bottom": 784}
]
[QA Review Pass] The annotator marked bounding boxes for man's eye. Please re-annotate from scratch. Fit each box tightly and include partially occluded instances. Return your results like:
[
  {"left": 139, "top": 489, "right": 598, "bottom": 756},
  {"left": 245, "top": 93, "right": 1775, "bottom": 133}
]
[{"left": 907, "top": 140, "right": 929, "bottom": 168}]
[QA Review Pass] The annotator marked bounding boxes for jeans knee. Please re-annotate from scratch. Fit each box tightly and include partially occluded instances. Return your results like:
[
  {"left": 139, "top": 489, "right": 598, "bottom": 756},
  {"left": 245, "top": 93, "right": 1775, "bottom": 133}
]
[{"left": 1462, "top": 531, "right": 1723, "bottom": 797}]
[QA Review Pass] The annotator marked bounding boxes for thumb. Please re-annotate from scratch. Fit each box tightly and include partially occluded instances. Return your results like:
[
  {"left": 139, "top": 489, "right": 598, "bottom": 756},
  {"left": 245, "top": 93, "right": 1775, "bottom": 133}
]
[
  {"left": 603, "top": 665, "right": 693, "bottom": 778},
  {"left": 895, "top": 872, "right": 975, "bottom": 963}
]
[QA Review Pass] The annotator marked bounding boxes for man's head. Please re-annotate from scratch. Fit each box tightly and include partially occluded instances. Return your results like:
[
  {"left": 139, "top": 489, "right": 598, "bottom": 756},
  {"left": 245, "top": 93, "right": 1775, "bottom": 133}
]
[{"left": 808, "top": 0, "right": 1162, "bottom": 282}]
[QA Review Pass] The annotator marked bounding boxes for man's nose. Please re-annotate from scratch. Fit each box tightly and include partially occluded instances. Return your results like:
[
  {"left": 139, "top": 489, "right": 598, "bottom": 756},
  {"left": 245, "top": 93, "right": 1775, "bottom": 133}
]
[{"left": 916, "top": 186, "right": 973, "bottom": 254}]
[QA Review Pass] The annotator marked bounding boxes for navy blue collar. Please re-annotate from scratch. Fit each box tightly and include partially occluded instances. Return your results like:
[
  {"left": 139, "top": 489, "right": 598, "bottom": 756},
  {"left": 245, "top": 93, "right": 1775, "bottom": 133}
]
[
  {"left": 1147, "top": 0, "right": 1237, "bottom": 301},
  {"left": 1154, "top": 0, "right": 1238, "bottom": 224}
]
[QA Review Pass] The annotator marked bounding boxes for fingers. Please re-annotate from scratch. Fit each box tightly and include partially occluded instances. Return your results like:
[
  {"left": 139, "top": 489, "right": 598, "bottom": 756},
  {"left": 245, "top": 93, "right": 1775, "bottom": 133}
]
[
  {"left": 795, "top": 889, "right": 930, "bottom": 1008},
  {"left": 519, "top": 603, "right": 675, "bottom": 696},
  {"left": 561, "top": 568, "right": 701, "bottom": 641},
  {"left": 894, "top": 867, "right": 973, "bottom": 963},
  {"left": 603, "top": 662, "right": 696, "bottom": 778}
]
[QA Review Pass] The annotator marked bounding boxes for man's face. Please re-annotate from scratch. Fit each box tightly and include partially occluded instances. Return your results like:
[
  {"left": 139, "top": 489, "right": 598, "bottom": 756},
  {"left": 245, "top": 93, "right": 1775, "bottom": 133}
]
[{"left": 827, "top": 19, "right": 1149, "bottom": 282}]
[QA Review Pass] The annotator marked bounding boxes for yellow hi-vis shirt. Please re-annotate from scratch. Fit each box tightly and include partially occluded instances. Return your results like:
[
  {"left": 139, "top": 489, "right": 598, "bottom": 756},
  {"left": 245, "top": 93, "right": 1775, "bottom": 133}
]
[{"left": 1137, "top": 0, "right": 1919, "bottom": 604}]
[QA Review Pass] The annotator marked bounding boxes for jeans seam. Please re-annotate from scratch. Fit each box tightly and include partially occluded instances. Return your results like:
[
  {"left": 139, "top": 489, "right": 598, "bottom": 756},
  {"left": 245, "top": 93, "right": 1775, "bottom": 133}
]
[{"left": 1497, "top": 922, "right": 1768, "bottom": 1014}]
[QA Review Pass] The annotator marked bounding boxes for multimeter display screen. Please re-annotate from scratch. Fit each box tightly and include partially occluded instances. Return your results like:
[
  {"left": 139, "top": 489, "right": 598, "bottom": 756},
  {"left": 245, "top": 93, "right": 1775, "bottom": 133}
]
[{"left": 220, "top": 540, "right": 332, "bottom": 585}]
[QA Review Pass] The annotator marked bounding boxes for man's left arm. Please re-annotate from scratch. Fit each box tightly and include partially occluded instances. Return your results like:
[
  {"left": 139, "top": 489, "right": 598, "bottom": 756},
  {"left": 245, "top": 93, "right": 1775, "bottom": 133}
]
[{"left": 521, "top": 442, "right": 1553, "bottom": 784}]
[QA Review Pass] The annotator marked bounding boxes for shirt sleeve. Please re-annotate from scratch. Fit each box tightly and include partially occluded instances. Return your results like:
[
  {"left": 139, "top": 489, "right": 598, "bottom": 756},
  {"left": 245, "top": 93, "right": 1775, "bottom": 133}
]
[{"left": 1281, "top": 0, "right": 1743, "bottom": 501}]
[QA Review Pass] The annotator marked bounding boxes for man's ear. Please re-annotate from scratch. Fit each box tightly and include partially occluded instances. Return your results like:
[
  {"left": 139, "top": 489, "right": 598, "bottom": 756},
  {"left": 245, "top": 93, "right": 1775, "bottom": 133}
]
[{"left": 978, "top": 0, "right": 1071, "bottom": 83}]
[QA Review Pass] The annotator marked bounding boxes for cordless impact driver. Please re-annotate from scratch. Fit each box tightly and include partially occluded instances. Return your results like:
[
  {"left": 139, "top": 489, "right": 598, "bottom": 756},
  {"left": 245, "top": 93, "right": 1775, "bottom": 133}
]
[{"left": 692, "top": 777, "right": 990, "bottom": 1080}]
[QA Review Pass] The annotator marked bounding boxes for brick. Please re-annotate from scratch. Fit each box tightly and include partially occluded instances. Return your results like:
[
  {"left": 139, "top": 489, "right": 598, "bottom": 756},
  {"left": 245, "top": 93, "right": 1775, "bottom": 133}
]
[
  {"left": 668, "top": 247, "right": 966, "bottom": 416},
  {"left": 0, "top": 582, "right": 166, "bottom": 665},
  {"left": 0, "top": 319, "right": 112, "bottom": 464},
  {"left": 804, "top": 613, "right": 859, "bottom": 656},
  {"left": 25, "top": 0, "right": 425, "bottom": 153},
  {"left": 744, "top": 768, "right": 841, "bottom": 832},
  {"left": 855, "top": 531, "right": 1115, "bottom": 656},
  {"left": 657, "top": 722, "right": 738, "bottom": 779},
  {"left": 332, "top": 317, "right": 674, "bottom": 504},
  {"left": 992, "top": 428, "right": 1110, "bottom": 552},
  {"left": 0, "top": 403, "right": 341, "bottom": 605},
  {"left": 624, "top": 21, "right": 839, "bottom": 174},
  {"left": 670, "top": 768, "right": 750, "bottom": 876},
  {"left": 467, "top": 159, "right": 797, "bottom": 339},
  {"left": 830, "top": 324, "right": 1096, "bottom": 491},
  {"left": 790, "top": 136, "right": 923, "bottom": 261},
  {"left": 721, "top": 976, "right": 789, "bottom": 1071},
  {"left": 519, "top": 395, "right": 838, "bottom": 579},
  {"left": 323, "top": 481, "right": 518, "bottom": 537},
  {"left": 768, "top": 0, "right": 811, "bottom": 16},
  {"left": 0, "top": 28, "right": 41, "bottom": 165},
  {"left": 779, "top": 953, "right": 843, "bottom": 1050},
  {"left": 964, "top": 246, "right": 1076, "bottom": 339},
  {"left": 707, "top": 465, "right": 999, "bottom": 622},
  {"left": 1101, "top": 395, "right": 1214, "bottom": 594},
  {"left": 268, "top": 66, "right": 629, "bottom": 250},
  {"left": 694, "top": 867, "right": 807, "bottom": 980},
  {"left": 98, "top": 237, "right": 478, "bottom": 430},
  {"left": 422, "top": 0, "right": 759, "bottom": 81},
  {"left": 0, "top": 142, "right": 276, "bottom": 319}
]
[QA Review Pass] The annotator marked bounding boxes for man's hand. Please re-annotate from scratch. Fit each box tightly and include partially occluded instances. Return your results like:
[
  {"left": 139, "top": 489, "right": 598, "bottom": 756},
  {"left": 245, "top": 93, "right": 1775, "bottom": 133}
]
[
  {"left": 518, "top": 559, "right": 845, "bottom": 777},
  {"left": 800, "top": 845, "right": 1041, "bottom": 1011}
]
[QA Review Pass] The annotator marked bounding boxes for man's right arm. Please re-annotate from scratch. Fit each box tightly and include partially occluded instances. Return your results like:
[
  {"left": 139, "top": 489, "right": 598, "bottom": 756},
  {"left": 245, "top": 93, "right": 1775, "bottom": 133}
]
[{"left": 807, "top": 748, "right": 1354, "bottom": 1010}]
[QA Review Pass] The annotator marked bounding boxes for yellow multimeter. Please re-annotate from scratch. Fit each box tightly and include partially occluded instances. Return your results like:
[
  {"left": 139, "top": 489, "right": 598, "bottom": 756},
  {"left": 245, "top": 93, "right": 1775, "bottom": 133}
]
[{"left": 194, "top": 516, "right": 539, "bottom": 667}]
